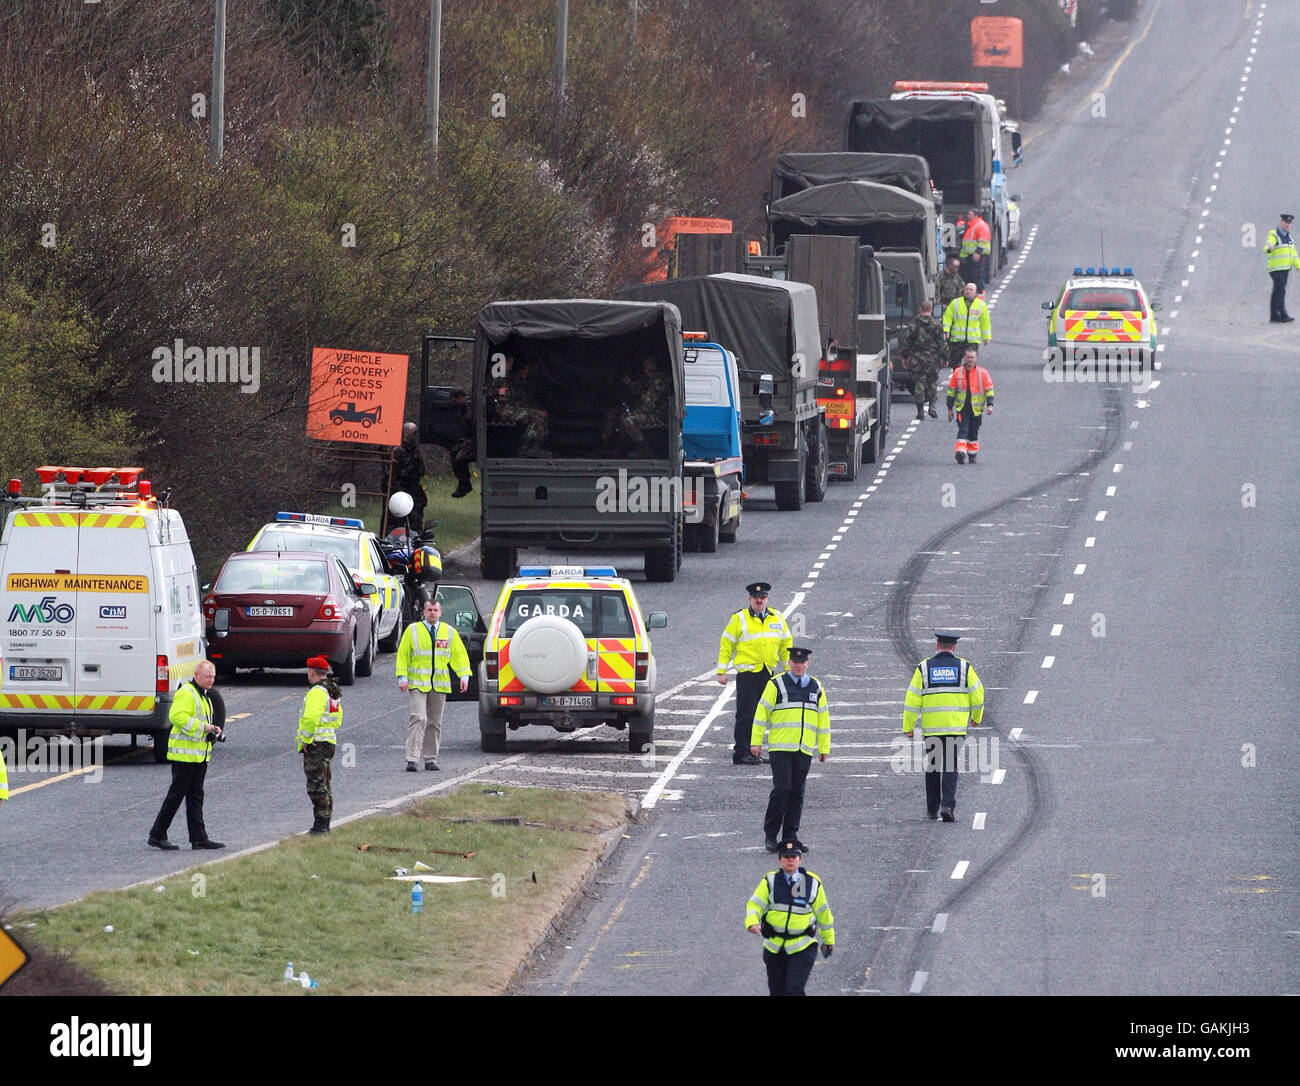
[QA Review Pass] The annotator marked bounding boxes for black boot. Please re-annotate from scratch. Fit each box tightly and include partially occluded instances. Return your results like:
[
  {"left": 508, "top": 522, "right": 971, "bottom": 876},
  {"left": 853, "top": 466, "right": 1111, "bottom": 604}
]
[
  {"left": 916, "top": 405, "right": 925, "bottom": 421},
  {"left": 928, "top": 403, "right": 938, "bottom": 418},
  {"left": 451, "top": 473, "right": 472, "bottom": 499},
  {"left": 309, "top": 816, "right": 330, "bottom": 835}
]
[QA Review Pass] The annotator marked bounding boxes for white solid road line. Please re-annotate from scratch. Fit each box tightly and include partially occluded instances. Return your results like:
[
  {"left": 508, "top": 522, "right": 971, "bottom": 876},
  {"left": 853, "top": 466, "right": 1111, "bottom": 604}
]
[
  {"left": 909, "top": 971, "right": 929, "bottom": 994},
  {"left": 642, "top": 681, "right": 733, "bottom": 810}
]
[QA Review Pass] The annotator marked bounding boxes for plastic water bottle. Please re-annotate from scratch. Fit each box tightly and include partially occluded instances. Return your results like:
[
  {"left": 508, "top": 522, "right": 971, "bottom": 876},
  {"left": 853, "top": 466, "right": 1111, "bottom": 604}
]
[
  {"left": 411, "top": 882, "right": 424, "bottom": 914},
  {"left": 283, "top": 962, "right": 295, "bottom": 983}
]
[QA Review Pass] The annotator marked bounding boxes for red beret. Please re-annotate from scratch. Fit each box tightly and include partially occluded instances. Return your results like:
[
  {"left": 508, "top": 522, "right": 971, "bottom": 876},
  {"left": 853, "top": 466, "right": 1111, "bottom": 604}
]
[{"left": 306, "top": 656, "right": 331, "bottom": 671}]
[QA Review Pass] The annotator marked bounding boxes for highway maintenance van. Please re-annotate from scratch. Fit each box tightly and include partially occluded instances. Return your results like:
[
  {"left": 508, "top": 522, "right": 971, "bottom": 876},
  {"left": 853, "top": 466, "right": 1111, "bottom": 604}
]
[{"left": 0, "top": 466, "right": 205, "bottom": 762}]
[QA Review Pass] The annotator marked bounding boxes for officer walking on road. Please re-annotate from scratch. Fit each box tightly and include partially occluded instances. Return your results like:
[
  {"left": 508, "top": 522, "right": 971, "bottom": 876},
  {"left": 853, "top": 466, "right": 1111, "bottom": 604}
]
[
  {"left": 750, "top": 647, "right": 828, "bottom": 853},
  {"left": 942, "top": 282, "right": 992, "bottom": 368},
  {"left": 903, "top": 633, "right": 984, "bottom": 822},
  {"left": 396, "top": 597, "right": 471, "bottom": 772},
  {"left": 148, "top": 659, "right": 225, "bottom": 851},
  {"left": 298, "top": 656, "right": 342, "bottom": 835},
  {"left": 745, "top": 841, "right": 835, "bottom": 996},
  {"left": 1266, "top": 213, "right": 1299, "bottom": 322},
  {"left": 947, "top": 348, "right": 995, "bottom": 465},
  {"left": 717, "top": 581, "right": 792, "bottom": 766},
  {"left": 960, "top": 206, "right": 992, "bottom": 293},
  {"left": 900, "top": 299, "right": 948, "bottom": 421}
]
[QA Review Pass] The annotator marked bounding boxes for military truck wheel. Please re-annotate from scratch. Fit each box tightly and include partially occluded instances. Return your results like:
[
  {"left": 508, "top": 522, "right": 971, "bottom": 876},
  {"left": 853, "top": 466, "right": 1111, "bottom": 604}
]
[
  {"left": 645, "top": 540, "right": 676, "bottom": 582},
  {"left": 774, "top": 478, "right": 803, "bottom": 511},
  {"left": 480, "top": 544, "right": 517, "bottom": 581},
  {"left": 805, "top": 421, "right": 828, "bottom": 502},
  {"left": 842, "top": 438, "right": 859, "bottom": 481}
]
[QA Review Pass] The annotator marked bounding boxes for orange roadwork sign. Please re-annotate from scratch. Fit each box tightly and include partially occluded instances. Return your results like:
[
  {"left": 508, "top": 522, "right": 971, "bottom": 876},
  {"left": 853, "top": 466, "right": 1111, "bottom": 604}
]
[
  {"left": 307, "top": 347, "right": 409, "bottom": 447},
  {"left": 0, "top": 929, "right": 28, "bottom": 990},
  {"left": 971, "top": 16, "right": 1023, "bottom": 69}
]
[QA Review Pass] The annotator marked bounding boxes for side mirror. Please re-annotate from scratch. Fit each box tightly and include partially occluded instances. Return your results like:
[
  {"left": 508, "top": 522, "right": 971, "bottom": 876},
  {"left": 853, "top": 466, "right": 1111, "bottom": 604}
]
[
  {"left": 201, "top": 582, "right": 211, "bottom": 592},
  {"left": 1041, "top": 301, "right": 1055, "bottom": 310},
  {"left": 757, "top": 373, "right": 774, "bottom": 425},
  {"left": 357, "top": 582, "right": 378, "bottom": 596},
  {"left": 1011, "top": 194, "right": 1023, "bottom": 202},
  {"left": 1150, "top": 302, "right": 1162, "bottom": 312},
  {"left": 214, "top": 609, "right": 230, "bottom": 637},
  {"left": 647, "top": 612, "right": 668, "bottom": 629}
]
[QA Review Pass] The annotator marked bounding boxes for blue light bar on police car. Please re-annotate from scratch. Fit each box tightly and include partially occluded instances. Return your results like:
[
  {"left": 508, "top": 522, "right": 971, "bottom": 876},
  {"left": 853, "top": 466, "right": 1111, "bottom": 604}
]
[
  {"left": 518, "top": 566, "right": 619, "bottom": 578},
  {"left": 1124, "top": 267, "right": 1133, "bottom": 276},
  {"left": 1086, "top": 268, "right": 1096, "bottom": 276},
  {"left": 1074, "top": 267, "right": 1083, "bottom": 275},
  {"left": 276, "top": 511, "right": 365, "bottom": 529}
]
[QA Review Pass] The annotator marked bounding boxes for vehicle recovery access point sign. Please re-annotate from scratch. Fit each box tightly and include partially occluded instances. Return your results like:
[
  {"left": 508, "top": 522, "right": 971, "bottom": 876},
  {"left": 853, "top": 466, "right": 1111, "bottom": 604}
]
[
  {"left": 307, "top": 347, "right": 409, "bottom": 446},
  {"left": 971, "top": 16, "right": 1023, "bottom": 69}
]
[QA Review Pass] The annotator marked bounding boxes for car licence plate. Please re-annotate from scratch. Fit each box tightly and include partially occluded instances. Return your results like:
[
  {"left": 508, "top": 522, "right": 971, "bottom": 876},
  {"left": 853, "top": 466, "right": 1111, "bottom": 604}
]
[
  {"left": 10, "top": 665, "right": 61, "bottom": 681},
  {"left": 1085, "top": 319, "right": 1124, "bottom": 330},
  {"left": 247, "top": 606, "right": 294, "bottom": 617},
  {"left": 541, "top": 695, "right": 593, "bottom": 708}
]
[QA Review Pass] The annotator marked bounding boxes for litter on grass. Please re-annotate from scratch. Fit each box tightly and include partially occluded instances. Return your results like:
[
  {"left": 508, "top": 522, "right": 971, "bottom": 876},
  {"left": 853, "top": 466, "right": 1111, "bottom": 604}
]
[{"left": 388, "top": 874, "right": 483, "bottom": 884}]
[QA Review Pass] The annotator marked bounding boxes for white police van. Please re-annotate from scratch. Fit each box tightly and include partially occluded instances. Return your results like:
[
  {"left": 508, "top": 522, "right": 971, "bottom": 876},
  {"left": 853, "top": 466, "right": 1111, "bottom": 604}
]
[{"left": 0, "top": 466, "right": 206, "bottom": 762}]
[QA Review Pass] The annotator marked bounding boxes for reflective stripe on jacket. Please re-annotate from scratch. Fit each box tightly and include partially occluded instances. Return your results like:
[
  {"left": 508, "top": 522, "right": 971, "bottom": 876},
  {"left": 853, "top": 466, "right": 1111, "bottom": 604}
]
[
  {"left": 297, "top": 683, "right": 342, "bottom": 751},
  {"left": 1265, "top": 229, "right": 1300, "bottom": 272},
  {"left": 946, "top": 365, "right": 995, "bottom": 414},
  {"left": 902, "top": 653, "right": 984, "bottom": 737},
  {"left": 942, "top": 296, "right": 991, "bottom": 344},
  {"left": 168, "top": 681, "right": 213, "bottom": 763},
  {"left": 0, "top": 747, "right": 8, "bottom": 800},
  {"left": 717, "top": 608, "right": 792, "bottom": 675},
  {"left": 960, "top": 216, "right": 992, "bottom": 257},
  {"left": 745, "top": 869, "right": 835, "bottom": 954},
  {"left": 397, "top": 620, "right": 471, "bottom": 693},
  {"left": 751, "top": 672, "right": 830, "bottom": 756}
]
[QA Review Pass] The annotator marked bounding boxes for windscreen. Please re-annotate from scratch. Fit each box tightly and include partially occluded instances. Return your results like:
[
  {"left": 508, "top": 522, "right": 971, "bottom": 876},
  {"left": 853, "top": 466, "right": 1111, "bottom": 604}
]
[
  {"left": 216, "top": 558, "right": 329, "bottom": 593},
  {"left": 503, "top": 590, "right": 632, "bottom": 638},
  {"left": 1063, "top": 288, "right": 1143, "bottom": 310},
  {"left": 250, "top": 530, "right": 357, "bottom": 567}
]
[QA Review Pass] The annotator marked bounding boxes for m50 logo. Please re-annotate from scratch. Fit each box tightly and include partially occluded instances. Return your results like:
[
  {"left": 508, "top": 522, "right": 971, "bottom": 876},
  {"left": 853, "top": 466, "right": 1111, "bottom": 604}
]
[{"left": 8, "top": 596, "right": 75, "bottom": 624}]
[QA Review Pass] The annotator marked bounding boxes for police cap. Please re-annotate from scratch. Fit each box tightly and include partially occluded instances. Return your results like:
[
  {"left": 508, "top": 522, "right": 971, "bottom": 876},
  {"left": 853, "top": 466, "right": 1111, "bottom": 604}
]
[
  {"left": 788, "top": 647, "right": 813, "bottom": 662},
  {"left": 306, "top": 655, "right": 331, "bottom": 671},
  {"left": 778, "top": 840, "right": 803, "bottom": 856},
  {"left": 746, "top": 581, "right": 772, "bottom": 597},
  {"left": 1282, "top": 213, "right": 1295, "bottom": 223},
  {"left": 934, "top": 631, "right": 961, "bottom": 644}
]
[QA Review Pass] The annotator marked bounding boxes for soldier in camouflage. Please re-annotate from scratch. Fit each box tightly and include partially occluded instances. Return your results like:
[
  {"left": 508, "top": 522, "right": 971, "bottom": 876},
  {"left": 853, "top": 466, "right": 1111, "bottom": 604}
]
[
  {"left": 901, "top": 300, "right": 948, "bottom": 420},
  {"left": 391, "top": 422, "right": 428, "bottom": 527},
  {"left": 603, "top": 356, "right": 670, "bottom": 456},
  {"left": 936, "top": 256, "right": 965, "bottom": 315},
  {"left": 298, "top": 657, "right": 342, "bottom": 835},
  {"left": 448, "top": 389, "right": 475, "bottom": 498},
  {"left": 487, "top": 358, "right": 549, "bottom": 456}
]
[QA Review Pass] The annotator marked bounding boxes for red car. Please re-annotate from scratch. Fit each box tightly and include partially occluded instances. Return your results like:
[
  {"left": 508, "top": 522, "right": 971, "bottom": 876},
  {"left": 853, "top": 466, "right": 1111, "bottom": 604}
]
[{"left": 203, "top": 551, "right": 376, "bottom": 684}]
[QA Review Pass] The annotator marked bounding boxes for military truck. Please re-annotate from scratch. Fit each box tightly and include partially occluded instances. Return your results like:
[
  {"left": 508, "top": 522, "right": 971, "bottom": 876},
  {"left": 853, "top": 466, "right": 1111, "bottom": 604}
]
[
  {"left": 620, "top": 274, "right": 827, "bottom": 512},
  {"left": 877, "top": 250, "right": 931, "bottom": 399},
  {"left": 472, "top": 300, "right": 687, "bottom": 582}
]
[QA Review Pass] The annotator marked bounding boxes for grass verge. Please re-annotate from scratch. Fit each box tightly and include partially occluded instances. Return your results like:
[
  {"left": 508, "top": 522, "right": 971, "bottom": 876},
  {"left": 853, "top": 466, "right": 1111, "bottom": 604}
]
[
  {"left": 19, "top": 786, "right": 625, "bottom": 995},
  {"left": 322, "top": 471, "right": 481, "bottom": 554}
]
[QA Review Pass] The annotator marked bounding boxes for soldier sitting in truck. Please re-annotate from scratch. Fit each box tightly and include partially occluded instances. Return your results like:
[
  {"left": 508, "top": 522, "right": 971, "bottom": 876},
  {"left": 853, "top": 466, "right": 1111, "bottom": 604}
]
[
  {"left": 602, "top": 355, "right": 670, "bottom": 457},
  {"left": 487, "top": 356, "right": 549, "bottom": 458}
]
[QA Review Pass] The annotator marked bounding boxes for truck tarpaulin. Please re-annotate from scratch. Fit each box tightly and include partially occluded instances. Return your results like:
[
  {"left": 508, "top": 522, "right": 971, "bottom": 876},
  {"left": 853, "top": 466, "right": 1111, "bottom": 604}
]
[
  {"left": 770, "top": 152, "right": 932, "bottom": 202},
  {"left": 617, "top": 274, "right": 820, "bottom": 382}
]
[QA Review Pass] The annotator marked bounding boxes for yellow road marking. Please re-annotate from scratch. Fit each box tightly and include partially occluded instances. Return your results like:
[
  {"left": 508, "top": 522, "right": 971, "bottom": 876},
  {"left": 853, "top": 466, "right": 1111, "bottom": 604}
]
[{"left": 562, "top": 854, "right": 653, "bottom": 995}]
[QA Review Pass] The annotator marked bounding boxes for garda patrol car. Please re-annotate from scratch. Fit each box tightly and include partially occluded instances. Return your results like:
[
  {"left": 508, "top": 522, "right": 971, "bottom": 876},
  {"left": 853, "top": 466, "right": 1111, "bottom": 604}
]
[
  {"left": 0, "top": 466, "right": 206, "bottom": 762},
  {"left": 478, "top": 566, "right": 666, "bottom": 754},
  {"left": 1043, "top": 266, "right": 1161, "bottom": 374},
  {"left": 247, "top": 513, "right": 407, "bottom": 651}
]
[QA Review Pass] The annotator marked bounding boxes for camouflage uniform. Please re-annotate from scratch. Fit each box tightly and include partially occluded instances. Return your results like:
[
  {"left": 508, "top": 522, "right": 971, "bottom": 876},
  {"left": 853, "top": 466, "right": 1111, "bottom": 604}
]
[
  {"left": 303, "top": 742, "right": 333, "bottom": 822},
  {"left": 391, "top": 438, "right": 427, "bottom": 526},
  {"left": 604, "top": 371, "right": 670, "bottom": 452},
  {"left": 298, "top": 675, "right": 341, "bottom": 829},
  {"left": 936, "top": 268, "right": 966, "bottom": 314},
  {"left": 449, "top": 401, "right": 475, "bottom": 496},
  {"left": 901, "top": 314, "right": 948, "bottom": 412},
  {"left": 488, "top": 379, "right": 548, "bottom": 445}
]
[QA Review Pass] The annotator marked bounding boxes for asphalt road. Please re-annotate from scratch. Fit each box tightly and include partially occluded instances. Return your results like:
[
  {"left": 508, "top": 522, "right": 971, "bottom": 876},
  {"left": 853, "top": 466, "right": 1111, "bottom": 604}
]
[{"left": 4, "top": 0, "right": 1296, "bottom": 1001}]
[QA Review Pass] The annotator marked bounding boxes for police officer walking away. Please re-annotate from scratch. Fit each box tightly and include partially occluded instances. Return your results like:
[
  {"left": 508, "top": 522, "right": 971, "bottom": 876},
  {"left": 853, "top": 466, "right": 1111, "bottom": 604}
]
[
  {"left": 717, "top": 581, "right": 792, "bottom": 765},
  {"left": 900, "top": 299, "right": 947, "bottom": 421},
  {"left": 299, "top": 656, "right": 342, "bottom": 834},
  {"left": 1266, "top": 213, "right": 1299, "bottom": 322},
  {"left": 947, "top": 348, "right": 994, "bottom": 464},
  {"left": 902, "top": 633, "right": 984, "bottom": 821},
  {"left": 751, "top": 647, "right": 828, "bottom": 853},
  {"left": 745, "top": 841, "right": 835, "bottom": 996},
  {"left": 148, "top": 659, "right": 225, "bottom": 850}
]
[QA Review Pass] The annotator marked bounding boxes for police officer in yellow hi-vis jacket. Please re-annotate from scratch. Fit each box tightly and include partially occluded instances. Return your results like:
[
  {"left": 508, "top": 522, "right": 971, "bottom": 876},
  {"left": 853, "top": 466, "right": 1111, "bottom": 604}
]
[
  {"left": 717, "top": 581, "right": 792, "bottom": 765},
  {"left": 0, "top": 744, "right": 8, "bottom": 803},
  {"left": 746, "top": 841, "right": 835, "bottom": 996},
  {"left": 299, "top": 656, "right": 342, "bottom": 834},
  {"left": 903, "top": 632, "right": 984, "bottom": 822},
  {"left": 148, "top": 659, "right": 224, "bottom": 850},
  {"left": 397, "top": 597, "right": 470, "bottom": 772},
  {"left": 751, "top": 646, "right": 829, "bottom": 853}
]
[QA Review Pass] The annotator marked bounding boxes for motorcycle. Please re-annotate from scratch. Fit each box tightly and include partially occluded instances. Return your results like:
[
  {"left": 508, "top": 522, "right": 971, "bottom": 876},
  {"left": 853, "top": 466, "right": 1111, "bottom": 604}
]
[{"left": 377, "top": 491, "right": 444, "bottom": 633}]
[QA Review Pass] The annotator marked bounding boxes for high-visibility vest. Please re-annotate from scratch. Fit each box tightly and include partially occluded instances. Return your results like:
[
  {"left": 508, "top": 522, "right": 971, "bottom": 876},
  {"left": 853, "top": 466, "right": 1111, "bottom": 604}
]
[
  {"left": 168, "top": 681, "right": 213, "bottom": 763},
  {"left": 947, "top": 365, "right": 995, "bottom": 414},
  {"left": 717, "top": 608, "right": 792, "bottom": 675},
  {"left": 297, "top": 683, "right": 342, "bottom": 751},
  {"left": 943, "top": 296, "right": 991, "bottom": 344},
  {"left": 1265, "top": 229, "right": 1300, "bottom": 272},
  {"left": 902, "top": 653, "right": 984, "bottom": 737},
  {"left": 751, "top": 672, "right": 829, "bottom": 757},
  {"left": 0, "top": 746, "right": 8, "bottom": 800},
  {"left": 745, "top": 869, "right": 836, "bottom": 954},
  {"left": 960, "top": 216, "right": 991, "bottom": 258},
  {"left": 397, "top": 620, "right": 471, "bottom": 693}
]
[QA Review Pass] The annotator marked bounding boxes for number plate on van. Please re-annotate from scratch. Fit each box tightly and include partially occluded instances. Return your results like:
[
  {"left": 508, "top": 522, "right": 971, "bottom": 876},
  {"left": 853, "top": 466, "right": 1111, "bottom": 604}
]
[{"left": 10, "top": 665, "right": 61, "bottom": 681}]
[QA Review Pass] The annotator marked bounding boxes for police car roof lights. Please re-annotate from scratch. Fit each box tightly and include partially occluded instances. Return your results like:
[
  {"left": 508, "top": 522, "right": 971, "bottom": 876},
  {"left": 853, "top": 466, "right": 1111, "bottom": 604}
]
[
  {"left": 1124, "top": 266, "right": 1134, "bottom": 276},
  {"left": 518, "top": 566, "right": 619, "bottom": 579},
  {"left": 1073, "top": 267, "right": 1084, "bottom": 275},
  {"left": 275, "top": 511, "right": 366, "bottom": 529}
]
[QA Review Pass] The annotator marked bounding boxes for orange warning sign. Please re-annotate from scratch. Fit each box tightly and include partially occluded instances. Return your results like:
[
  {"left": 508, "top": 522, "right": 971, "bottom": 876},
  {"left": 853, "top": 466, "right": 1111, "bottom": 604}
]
[
  {"left": 0, "top": 929, "right": 28, "bottom": 990},
  {"left": 307, "top": 347, "right": 409, "bottom": 447},
  {"left": 972, "top": 16, "right": 1023, "bottom": 69}
]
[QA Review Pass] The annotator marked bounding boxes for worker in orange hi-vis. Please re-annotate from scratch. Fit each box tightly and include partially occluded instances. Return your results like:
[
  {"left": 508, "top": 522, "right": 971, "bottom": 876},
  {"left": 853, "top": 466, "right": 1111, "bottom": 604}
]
[{"left": 946, "top": 348, "right": 994, "bottom": 465}]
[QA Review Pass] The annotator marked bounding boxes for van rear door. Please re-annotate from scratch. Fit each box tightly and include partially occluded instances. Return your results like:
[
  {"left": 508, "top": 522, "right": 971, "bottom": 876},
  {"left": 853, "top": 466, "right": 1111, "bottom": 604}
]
[
  {"left": 0, "top": 511, "right": 81, "bottom": 715},
  {"left": 74, "top": 513, "right": 157, "bottom": 713}
]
